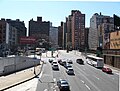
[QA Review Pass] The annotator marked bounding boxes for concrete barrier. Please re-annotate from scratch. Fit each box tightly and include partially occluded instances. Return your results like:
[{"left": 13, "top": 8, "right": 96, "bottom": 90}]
[{"left": 0, "top": 56, "right": 40, "bottom": 76}]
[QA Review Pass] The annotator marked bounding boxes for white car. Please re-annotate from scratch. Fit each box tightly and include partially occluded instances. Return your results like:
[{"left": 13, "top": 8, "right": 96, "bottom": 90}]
[
  {"left": 52, "top": 61, "right": 57, "bottom": 65},
  {"left": 52, "top": 64, "right": 59, "bottom": 70}
]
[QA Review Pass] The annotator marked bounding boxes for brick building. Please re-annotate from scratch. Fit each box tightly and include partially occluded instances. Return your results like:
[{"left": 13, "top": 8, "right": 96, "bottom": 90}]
[{"left": 29, "top": 17, "right": 50, "bottom": 43}]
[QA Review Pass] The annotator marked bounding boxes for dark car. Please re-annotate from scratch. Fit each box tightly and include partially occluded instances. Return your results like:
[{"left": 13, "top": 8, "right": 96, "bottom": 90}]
[
  {"left": 76, "top": 59, "right": 84, "bottom": 64},
  {"left": 57, "top": 79, "right": 70, "bottom": 91},
  {"left": 102, "top": 67, "right": 112, "bottom": 74},
  {"left": 58, "top": 59, "right": 62, "bottom": 63},
  {"left": 49, "top": 59, "right": 53, "bottom": 63},
  {"left": 52, "top": 64, "right": 59, "bottom": 70},
  {"left": 62, "top": 61, "right": 67, "bottom": 66},
  {"left": 66, "top": 68, "right": 74, "bottom": 75}
]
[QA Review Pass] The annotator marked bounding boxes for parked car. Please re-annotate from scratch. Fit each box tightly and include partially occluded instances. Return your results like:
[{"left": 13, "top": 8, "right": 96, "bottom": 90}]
[
  {"left": 102, "top": 67, "right": 112, "bottom": 74},
  {"left": 66, "top": 68, "right": 74, "bottom": 75},
  {"left": 52, "top": 64, "right": 59, "bottom": 70},
  {"left": 76, "top": 59, "right": 84, "bottom": 64},
  {"left": 57, "top": 79, "right": 70, "bottom": 91}
]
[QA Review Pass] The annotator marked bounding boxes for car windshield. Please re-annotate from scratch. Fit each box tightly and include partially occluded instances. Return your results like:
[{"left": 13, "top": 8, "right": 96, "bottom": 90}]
[
  {"left": 69, "top": 69, "right": 73, "bottom": 71},
  {"left": 54, "top": 65, "right": 58, "bottom": 67},
  {"left": 61, "top": 81, "right": 68, "bottom": 84}
]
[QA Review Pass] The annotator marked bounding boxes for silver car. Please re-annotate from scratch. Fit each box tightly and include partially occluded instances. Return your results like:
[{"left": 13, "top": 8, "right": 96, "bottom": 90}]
[{"left": 66, "top": 68, "right": 74, "bottom": 75}]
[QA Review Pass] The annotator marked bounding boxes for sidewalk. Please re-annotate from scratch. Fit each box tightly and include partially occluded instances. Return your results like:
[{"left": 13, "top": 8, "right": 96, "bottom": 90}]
[{"left": 0, "top": 61, "right": 43, "bottom": 91}]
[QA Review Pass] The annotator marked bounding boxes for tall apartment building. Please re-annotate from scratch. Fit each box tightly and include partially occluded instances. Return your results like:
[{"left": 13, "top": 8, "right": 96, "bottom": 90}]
[
  {"left": 49, "top": 25, "right": 58, "bottom": 49},
  {"left": 71, "top": 10, "right": 85, "bottom": 51},
  {"left": 98, "top": 22, "right": 114, "bottom": 49},
  {"left": 0, "top": 19, "right": 18, "bottom": 56},
  {"left": 29, "top": 17, "right": 50, "bottom": 43},
  {"left": 66, "top": 15, "right": 72, "bottom": 49},
  {"left": 88, "top": 13, "right": 113, "bottom": 50},
  {"left": 85, "top": 28, "right": 89, "bottom": 49},
  {"left": 6, "top": 19, "right": 27, "bottom": 42},
  {"left": 58, "top": 22, "right": 63, "bottom": 49},
  {"left": 62, "top": 22, "right": 67, "bottom": 49}
]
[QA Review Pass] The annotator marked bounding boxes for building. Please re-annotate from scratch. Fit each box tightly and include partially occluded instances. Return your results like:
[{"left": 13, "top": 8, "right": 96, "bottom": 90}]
[
  {"left": 0, "top": 19, "right": 18, "bottom": 56},
  {"left": 88, "top": 13, "right": 114, "bottom": 51},
  {"left": 71, "top": 10, "right": 85, "bottom": 51},
  {"left": 58, "top": 22, "right": 63, "bottom": 49},
  {"left": 49, "top": 25, "right": 58, "bottom": 49},
  {"left": 29, "top": 17, "right": 50, "bottom": 44},
  {"left": 103, "top": 30, "right": 120, "bottom": 68},
  {"left": 85, "top": 28, "right": 89, "bottom": 50},
  {"left": 98, "top": 23, "right": 114, "bottom": 49},
  {"left": 66, "top": 15, "right": 72, "bottom": 50},
  {"left": 6, "top": 19, "right": 27, "bottom": 41},
  {"left": 62, "top": 22, "right": 67, "bottom": 50}
]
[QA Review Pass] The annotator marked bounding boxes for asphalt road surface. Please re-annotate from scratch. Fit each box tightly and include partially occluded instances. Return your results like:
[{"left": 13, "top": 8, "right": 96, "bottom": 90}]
[{"left": 36, "top": 50, "right": 119, "bottom": 91}]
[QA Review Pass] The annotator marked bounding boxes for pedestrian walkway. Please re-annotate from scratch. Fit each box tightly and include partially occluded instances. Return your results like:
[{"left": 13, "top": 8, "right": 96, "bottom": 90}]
[{"left": 0, "top": 61, "right": 43, "bottom": 91}]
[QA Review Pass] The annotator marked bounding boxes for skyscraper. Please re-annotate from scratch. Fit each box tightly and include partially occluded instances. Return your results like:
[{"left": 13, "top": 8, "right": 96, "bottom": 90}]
[{"left": 88, "top": 13, "right": 113, "bottom": 50}]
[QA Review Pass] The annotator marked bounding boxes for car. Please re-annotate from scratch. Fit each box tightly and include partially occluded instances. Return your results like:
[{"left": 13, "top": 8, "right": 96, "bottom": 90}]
[
  {"left": 52, "top": 64, "right": 59, "bottom": 70},
  {"left": 49, "top": 59, "right": 53, "bottom": 63},
  {"left": 51, "top": 61, "right": 57, "bottom": 65},
  {"left": 57, "top": 79, "right": 70, "bottom": 91},
  {"left": 58, "top": 59, "right": 62, "bottom": 63},
  {"left": 66, "top": 68, "right": 74, "bottom": 75},
  {"left": 76, "top": 59, "right": 84, "bottom": 64},
  {"left": 102, "top": 67, "right": 112, "bottom": 74},
  {"left": 62, "top": 61, "right": 67, "bottom": 66},
  {"left": 65, "top": 63, "right": 72, "bottom": 69},
  {"left": 67, "top": 59, "right": 73, "bottom": 64}
]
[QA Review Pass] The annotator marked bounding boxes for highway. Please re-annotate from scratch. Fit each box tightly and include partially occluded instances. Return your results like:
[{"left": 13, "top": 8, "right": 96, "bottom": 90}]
[
  {"left": 5, "top": 50, "right": 119, "bottom": 91},
  {"left": 36, "top": 50, "right": 119, "bottom": 91}
]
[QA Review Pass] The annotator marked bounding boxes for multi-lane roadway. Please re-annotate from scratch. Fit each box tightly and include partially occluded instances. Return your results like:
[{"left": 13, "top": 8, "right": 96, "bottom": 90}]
[
  {"left": 5, "top": 50, "right": 119, "bottom": 91},
  {"left": 36, "top": 50, "right": 119, "bottom": 91}
]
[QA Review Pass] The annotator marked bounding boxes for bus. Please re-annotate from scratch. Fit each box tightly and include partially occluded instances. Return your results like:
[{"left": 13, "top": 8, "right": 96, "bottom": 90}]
[{"left": 86, "top": 55, "right": 104, "bottom": 68}]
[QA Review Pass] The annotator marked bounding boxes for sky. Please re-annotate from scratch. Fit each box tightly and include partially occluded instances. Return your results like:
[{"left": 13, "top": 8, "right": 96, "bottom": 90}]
[{"left": 0, "top": 0, "right": 120, "bottom": 31}]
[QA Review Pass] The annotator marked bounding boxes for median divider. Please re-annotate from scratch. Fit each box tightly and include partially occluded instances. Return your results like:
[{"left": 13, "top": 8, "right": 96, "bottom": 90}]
[{"left": 0, "top": 61, "right": 44, "bottom": 91}]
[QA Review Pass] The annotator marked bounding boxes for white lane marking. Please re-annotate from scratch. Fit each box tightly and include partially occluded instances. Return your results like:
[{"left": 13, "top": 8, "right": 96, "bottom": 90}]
[
  {"left": 81, "top": 80, "right": 91, "bottom": 90},
  {"left": 39, "top": 71, "right": 43, "bottom": 78},
  {"left": 85, "top": 84, "right": 91, "bottom": 90},
  {"left": 75, "top": 65, "right": 89, "bottom": 76},
  {"left": 75, "top": 67, "right": 101, "bottom": 91},
  {"left": 44, "top": 89, "right": 48, "bottom": 91},
  {"left": 81, "top": 80, "right": 85, "bottom": 84},
  {"left": 53, "top": 78, "right": 56, "bottom": 82},
  {"left": 94, "top": 76, "right": 100, "bottom": 80}
]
